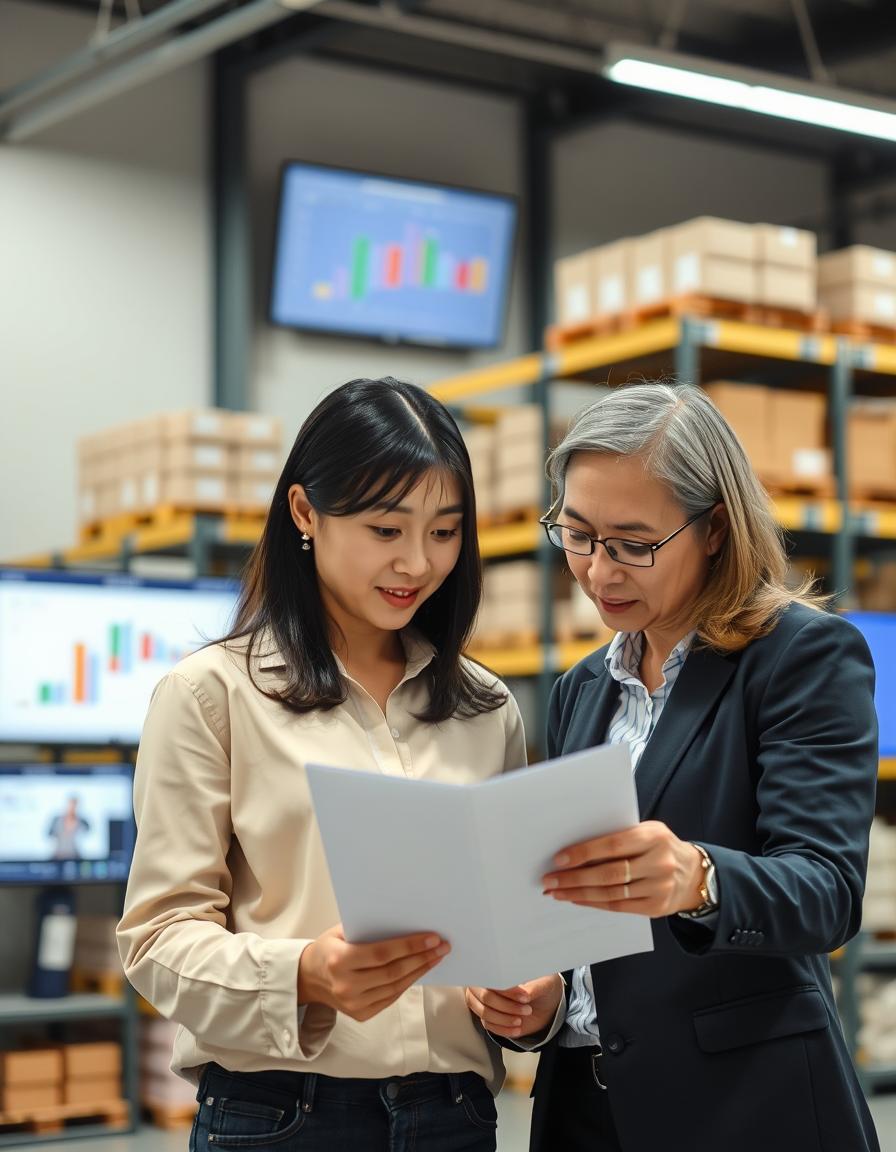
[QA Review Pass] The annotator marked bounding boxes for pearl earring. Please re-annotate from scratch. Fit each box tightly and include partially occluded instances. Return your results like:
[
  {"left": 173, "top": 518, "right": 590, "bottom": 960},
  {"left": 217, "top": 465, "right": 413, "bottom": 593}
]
[{"left": 301, "top": 533, "right": 312, "bottom": 551}]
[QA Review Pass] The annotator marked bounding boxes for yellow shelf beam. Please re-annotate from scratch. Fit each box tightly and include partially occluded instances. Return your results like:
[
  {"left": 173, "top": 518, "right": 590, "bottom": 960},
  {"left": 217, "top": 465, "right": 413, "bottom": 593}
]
[
  {"left": 880, "top": 760, "right": 896, "bottom": 781},
  {"left": 771, "top": 497, "right": 842, "bottom": 534},
  {"left": 704, "top": 319, "right": 837, "bottom": 364},
  {"left": 478, "top": 521, "right": 540, "bottom": 559},
  {"left": 556, "top": 318, "right": 680, "bottom": 378},
  {"left": 428, "top": 354, "right": 544, "bottom": 403}
]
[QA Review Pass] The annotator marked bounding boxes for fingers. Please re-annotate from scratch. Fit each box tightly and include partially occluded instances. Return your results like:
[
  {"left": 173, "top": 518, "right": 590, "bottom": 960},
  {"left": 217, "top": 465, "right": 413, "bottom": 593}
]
[
  {"left": 363, "top": 943, "right": 450, "bottom": 995},
  {"left": 465, "top": 988, "right": 532, "bottom": 1038},
  {"left": 352, "top": 932, "right": 449, "bottom": 971},
  {"left": 543, "top": 857, "right": 639, "bottom": 892}
]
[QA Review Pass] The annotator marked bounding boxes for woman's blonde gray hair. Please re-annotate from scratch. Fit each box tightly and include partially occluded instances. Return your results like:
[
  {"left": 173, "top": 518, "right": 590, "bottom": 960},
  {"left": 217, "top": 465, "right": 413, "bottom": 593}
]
[{"left": 547, "top": 381, "right": 823, "bottom": 652}]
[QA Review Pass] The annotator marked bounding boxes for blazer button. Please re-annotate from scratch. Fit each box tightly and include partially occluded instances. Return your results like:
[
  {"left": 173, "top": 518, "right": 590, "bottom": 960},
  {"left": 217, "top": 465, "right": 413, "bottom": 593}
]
[
  {"left": 755, "top": 931, "right": 765, "bottom": 944},
  {"left": 729, "top": 932, "right": 741, "bottom": 944},
  {"left": 605, "top": 1034, "right": 625, "bottom": 1055}
]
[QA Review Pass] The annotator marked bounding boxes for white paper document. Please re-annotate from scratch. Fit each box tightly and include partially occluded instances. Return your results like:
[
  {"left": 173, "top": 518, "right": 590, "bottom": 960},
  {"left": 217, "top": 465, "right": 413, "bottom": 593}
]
[{"left": 305, "top": 744, "right": 654, "bottom": 988}]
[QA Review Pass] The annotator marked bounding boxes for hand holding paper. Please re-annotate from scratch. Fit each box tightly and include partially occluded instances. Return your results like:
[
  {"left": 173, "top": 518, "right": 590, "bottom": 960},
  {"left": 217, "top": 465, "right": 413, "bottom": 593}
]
[{"left": 305, "top": 743, "right": 654, "bottom": 989}]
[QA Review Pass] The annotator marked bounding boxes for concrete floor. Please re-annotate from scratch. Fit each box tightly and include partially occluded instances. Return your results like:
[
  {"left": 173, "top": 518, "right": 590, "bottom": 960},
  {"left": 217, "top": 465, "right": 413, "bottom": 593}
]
[{"left": 18, "top": 1088, "right": 896, "bottom": 1151}]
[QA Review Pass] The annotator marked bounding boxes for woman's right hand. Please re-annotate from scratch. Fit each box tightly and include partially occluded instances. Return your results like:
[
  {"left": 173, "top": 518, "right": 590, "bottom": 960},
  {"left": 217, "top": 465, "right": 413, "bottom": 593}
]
[
  {"left": 465, "top": 975, "right": 564, "bottom": 1040},
  {"left": 298, "top": 924, "right": 450, "bottom": 1022}
]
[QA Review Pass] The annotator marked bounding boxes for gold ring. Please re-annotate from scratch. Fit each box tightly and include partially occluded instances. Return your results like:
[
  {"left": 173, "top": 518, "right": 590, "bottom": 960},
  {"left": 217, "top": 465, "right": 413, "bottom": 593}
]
[{"left": 623, "top": 858, "right": 632, "bottom": 885}]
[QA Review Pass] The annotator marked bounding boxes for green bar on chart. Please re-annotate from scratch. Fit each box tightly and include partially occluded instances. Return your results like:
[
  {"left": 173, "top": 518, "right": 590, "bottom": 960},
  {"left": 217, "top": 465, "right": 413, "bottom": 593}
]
[
  {"left": 39, "top": 683, "right": 52, "bottom": 704},
  {"left": 423, "top": 237, "right": 439, "bottom": 288},
  {"left": 351, "top": 236, "right": 371, "bottom": 299}
]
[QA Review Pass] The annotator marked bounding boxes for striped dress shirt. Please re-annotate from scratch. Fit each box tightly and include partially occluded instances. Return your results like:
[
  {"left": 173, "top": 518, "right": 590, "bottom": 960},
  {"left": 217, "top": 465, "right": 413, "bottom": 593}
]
[{"left": 559, "top": 628, "right": 695, "bottom": 1048}]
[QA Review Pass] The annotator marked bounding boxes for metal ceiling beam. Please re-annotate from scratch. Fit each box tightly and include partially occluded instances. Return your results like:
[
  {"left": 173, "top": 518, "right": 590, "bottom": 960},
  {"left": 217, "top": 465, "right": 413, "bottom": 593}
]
[
  {"left": 0, "top": 0, "right": 229, "bottom": 121},
  {"left": 1, "top": 0, "right": 325, "bottom": 142}
]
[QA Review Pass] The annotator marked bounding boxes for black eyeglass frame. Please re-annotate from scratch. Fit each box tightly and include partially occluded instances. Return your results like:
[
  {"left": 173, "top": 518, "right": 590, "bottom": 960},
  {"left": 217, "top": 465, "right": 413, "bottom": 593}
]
[{"left": 539, "top": 506, "right": 717, "bottom": 567}]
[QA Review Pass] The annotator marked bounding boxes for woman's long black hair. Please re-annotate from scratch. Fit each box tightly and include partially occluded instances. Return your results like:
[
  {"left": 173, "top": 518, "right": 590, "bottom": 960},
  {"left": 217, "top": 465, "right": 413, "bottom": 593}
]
[{"left": 222, "top": 377, "right": 505, "bottom": 722}]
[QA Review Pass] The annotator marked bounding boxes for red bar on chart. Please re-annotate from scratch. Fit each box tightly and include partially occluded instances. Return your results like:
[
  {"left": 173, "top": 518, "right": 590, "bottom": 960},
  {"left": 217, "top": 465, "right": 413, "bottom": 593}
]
[
  {"left": 455, "top": 262, "right": 469, "bottom": 290},
  {"left": 386, "top": 245, "right": 403, "bottom": 287},
  {"left": 141, "top": 633, "right": 152, "bottom": 660},
  {"left": 73, "top": 644, "right": 86, "bottom": 704}
]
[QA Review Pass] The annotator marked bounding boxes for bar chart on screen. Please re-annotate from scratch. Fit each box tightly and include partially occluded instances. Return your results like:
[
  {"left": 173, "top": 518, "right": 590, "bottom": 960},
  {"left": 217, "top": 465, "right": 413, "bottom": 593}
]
[{"left": 0, "top": 572, "right": 238, "bottom": 744}]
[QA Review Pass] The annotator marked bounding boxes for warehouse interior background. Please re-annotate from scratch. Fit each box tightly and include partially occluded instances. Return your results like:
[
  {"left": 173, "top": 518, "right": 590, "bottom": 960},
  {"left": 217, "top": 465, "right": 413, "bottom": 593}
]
[{"left": 3, "top": 0, "right": 896, "bottom": 1148}]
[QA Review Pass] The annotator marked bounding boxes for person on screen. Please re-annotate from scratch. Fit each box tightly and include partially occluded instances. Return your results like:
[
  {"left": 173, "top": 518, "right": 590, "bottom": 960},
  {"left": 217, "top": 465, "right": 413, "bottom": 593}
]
[
  {"left": 118, "top": 378, "right": 525, "bottom": 1152},
  {"left": 47, "top": 795, "right": 90, "bottom": 859},
  {"left": 464, "top": 382, "right": 880, "bottom": 1152}
]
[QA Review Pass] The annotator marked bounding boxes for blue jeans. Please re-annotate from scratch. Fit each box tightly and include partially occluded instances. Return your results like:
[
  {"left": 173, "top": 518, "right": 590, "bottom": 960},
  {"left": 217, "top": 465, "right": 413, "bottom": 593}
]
[{"left": 189, "top": 1062, "right": 498, "bottom": 1151}]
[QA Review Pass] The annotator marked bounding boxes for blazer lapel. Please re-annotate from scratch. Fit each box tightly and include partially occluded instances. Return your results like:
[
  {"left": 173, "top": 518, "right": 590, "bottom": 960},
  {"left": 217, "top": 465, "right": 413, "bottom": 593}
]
[
  {"left": 634, "top": 644, "right": 736, "bottom": 820},
  {"left": 561, "top": 666, "right": 619, "bottom": 755}
]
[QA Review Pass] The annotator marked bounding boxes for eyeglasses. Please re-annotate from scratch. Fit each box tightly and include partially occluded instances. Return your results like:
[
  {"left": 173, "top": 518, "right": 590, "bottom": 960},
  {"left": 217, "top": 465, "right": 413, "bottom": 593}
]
[{"left": 539, "top": 507, "right": 715, "bottom": 567}]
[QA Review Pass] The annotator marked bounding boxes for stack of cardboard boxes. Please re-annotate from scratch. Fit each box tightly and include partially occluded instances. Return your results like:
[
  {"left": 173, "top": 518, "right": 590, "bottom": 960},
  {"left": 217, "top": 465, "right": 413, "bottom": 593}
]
[
  {"left": 704, "top": 381, "right": 831, "bottom": 493},
  {"left": 77, "top": 409, "right": 283, "bottom": 527},
  {"left": 849, "top": 400, "right": 896, "bottom": 499},
  {"left": 0, "top": 1049, "right": 64, "bottom": 1112},
  {"left": 0, "top": 1043, "right": 122, "bottom": 1114},
  {"left": 819, "top": 245, "right": 896, "bottom": 329},
  {"left": 463, "top": 425, "right": 496, "bottom": 522},
  {"left": 462, "top": 405, "right": 563, "bottom": 522},
  {"left": 72, "top": 915, "right": 121, "bottom": 989},
  {"left": 555, "top": 217, "right": 818, "bottom": 326}
]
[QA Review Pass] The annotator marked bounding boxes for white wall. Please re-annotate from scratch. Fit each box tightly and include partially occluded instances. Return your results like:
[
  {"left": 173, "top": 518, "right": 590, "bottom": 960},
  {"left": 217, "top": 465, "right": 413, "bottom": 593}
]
[
  {"left": 0, "top": 0, "right": 211, "bottom": 559},
  {"left": 247, "top": 55, "right": 528, "bottom": 437}
]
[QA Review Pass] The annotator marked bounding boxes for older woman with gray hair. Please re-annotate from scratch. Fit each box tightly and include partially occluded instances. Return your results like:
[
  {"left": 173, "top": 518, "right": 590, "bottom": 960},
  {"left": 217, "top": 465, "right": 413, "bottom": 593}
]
[{"left": 466, "top": 381, "right": 879, "bottom": 1152}]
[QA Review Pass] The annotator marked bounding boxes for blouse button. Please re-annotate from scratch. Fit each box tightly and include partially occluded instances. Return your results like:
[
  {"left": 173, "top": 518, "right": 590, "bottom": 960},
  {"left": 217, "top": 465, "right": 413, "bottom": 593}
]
[
  {"left": 282, "top": 1028, "right": 292, "bottom": 1046},
  {"left": 390, "top": 727, "right": 401, "bottom": 740}
]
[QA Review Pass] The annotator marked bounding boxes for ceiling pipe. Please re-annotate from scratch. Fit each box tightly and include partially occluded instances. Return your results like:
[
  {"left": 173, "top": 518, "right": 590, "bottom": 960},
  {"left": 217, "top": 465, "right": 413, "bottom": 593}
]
[{"left": 2, "top": 0, "right": 324, "bottom": 142}]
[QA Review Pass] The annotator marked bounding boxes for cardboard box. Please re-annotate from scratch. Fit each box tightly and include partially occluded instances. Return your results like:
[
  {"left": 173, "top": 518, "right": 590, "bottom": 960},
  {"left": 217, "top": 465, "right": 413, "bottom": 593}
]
[
  {"left": 0, "top": 1049, "right": 63, "bottom": 1086},
  {"left": 62, "top": 1042, "right": 122, "bottom": 1081},
  {"left": 668, "top": 218, "right": 755, "bottom": 300},
  {"left": 631, "top": 230, "right": 669, "bottom": 306},
  {"left": 63, "top": 1077, "right": 121, "bottom": 1106},
  {"left": 135, "top": 473, "right": 232, "bottom": 510},
  {"left": 703, "top": 382, "right": 773, "bottom": 475},
  {"left": 488, "top": 560, "right": 540, "bottom": 601},
  {"left": 554, "top": 250, "right": 598, "bottom": 325},
  {"left": 0, "top": 1083, "right": 63, "bottom": 1111},
  {"left": 494, "top": 467, "right": 544, "bottom": 514},
  {"left": 819, "top": 283, "right": 896, "bottom": 325},
  {"left": 235, "top": 446, "right": 282, "bottom": 476},
  {"left": 755, "top": 265, "right": 816, "bottom": 311},
  {"left": 132, "top": 442, "right": 232, "bottom": 475},
  {"left": 231, "top": 412, "right": 283, "bottom": 448},
  {"left": 235, "top": 477, "right": 277, "bottom": 509},
  {"left": 768, "top": 391, "right": 828, "bottom": 480},
  {"left": 848, "top": 404, "right": 896, "bottom": 493},
  {"left": 754, "top": 224, "right": 816, "bottom": 268},
  {"left": 594, "top": 240, "right": 631, "bottom": 316},
  {"left": 159, "top": 410, "right": 237, "bottom": 444},
  {"left": 818, "top": 246, "right": 896, "bottom": 289}
]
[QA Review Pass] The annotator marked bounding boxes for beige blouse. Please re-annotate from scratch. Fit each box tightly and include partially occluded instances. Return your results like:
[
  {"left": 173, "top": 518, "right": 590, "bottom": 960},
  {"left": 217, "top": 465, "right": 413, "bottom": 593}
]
[{"left": 117, "top": 630, "right": 526, "bottom": 1093}]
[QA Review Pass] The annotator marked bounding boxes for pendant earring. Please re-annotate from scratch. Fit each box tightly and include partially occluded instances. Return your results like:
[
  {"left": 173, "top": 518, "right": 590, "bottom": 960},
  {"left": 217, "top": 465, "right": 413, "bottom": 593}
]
[{"left": 301, "top": 533, "right": 312, "bottom": 552}]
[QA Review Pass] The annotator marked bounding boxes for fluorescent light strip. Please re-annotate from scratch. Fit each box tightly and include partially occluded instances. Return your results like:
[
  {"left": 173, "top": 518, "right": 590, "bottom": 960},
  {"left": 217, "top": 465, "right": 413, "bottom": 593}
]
[{"left": 606, "top": 57, "right": 896, "bottom": 143}]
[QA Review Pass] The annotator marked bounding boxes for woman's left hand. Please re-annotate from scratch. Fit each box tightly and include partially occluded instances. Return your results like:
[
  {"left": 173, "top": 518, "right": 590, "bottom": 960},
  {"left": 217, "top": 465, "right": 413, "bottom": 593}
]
[{"left": 542, "top": 821, "right": 706, "bottom": 917}]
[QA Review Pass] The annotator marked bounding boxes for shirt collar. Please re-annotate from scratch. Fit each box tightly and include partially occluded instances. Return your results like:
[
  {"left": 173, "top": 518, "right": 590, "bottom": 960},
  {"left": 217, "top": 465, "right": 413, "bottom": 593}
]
[
  {"left": 255, "top": 627, "right": 436, "bottom": 683},
  {"left": 605, "top": 629, "right": 696, "bottom": 687}
]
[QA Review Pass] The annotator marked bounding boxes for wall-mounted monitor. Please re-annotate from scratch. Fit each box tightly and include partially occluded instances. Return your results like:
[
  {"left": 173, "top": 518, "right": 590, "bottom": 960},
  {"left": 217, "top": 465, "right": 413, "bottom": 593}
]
[
  {"left": 843, "top": 611, "right": 896, "bottom": 757},
  {"left": 270, "top": 161, "right": 517, "bottom": 349},
  {"left": 0, "top": 763, "right": 135, "bottom": 884},
  {"left": 0, "top": 570, "right": 239, "bottom": 746}
]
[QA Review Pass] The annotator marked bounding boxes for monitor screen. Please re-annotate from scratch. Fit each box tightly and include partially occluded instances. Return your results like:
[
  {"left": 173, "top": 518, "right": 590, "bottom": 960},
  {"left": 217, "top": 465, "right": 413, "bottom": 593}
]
[
  {"left": 843, "top": 611, "right": 896, "bottom": 757},
  {"left": 270, "top": 162, "right": 517, "bottom": 349},
  {"left": 0, "top": 570, "right": 239, "bottom": 745},
  {"left": 0, "top": 764, "right": 135, "bottom": 884}
]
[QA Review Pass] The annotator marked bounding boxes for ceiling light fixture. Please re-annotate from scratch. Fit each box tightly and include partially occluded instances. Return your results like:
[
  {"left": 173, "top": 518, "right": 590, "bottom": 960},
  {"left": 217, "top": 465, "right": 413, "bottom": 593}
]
[{"left": 603, "top": 42, "right": 896, "bottom": 144}]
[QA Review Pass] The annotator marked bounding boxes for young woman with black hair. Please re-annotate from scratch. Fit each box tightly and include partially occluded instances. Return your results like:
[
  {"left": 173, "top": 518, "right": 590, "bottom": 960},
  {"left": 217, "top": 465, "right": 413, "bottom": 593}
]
[{"left": 118, "top": 378, "right": 527, "bottom": 1152}]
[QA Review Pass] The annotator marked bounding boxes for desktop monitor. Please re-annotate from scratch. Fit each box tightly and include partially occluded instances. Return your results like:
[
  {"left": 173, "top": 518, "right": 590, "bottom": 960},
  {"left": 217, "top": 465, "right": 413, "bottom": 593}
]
[
  {"left": 0, "top": 763, "right": 135, "bottom": 884},
  {"left": 270, "top": 162, "right": 517, "bottom": 349},
  {"left": 0, "top": 569, "right": 239, "bottom": 745}
]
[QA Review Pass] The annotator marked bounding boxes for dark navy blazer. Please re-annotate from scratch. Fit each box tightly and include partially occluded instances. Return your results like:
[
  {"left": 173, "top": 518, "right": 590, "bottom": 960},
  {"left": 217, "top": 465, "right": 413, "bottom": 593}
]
[{"left": 527, "top": 603, "right": 880, "bottom": 1152}]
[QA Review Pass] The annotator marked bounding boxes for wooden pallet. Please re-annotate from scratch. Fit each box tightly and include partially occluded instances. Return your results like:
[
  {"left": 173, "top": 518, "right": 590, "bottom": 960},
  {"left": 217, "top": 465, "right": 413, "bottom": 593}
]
[
  {"left": 70, "top": 967, "right": 125, "bottom": 997},
  {"left": 144, "top": 1100, "right": 198, "bottom": 1130},
  {"left": 0, "top": 1098, "right": 129, "bottom": 1136},
  {"left": 546, "top": 295, "right": 828, "bottom": 349},
  {"left": 851, "top": 486, "right": 896, "bottom": 505},
  {"left": 78, "top": 503, "right": 266, "bottom": 546},
  {"left": 831, "top": 319, "right": 896, "bottom": 345}
]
